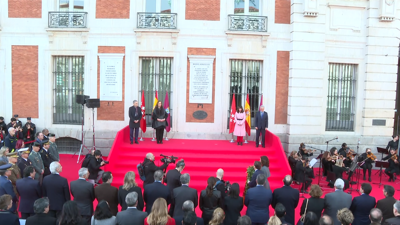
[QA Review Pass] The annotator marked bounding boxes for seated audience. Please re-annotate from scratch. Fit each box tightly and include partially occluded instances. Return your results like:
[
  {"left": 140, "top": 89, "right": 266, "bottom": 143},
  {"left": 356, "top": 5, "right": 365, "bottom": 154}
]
[
  {"left": 245, "top": 174, "right": 273, "bottom": 224},
  {"left": 300, "top": 185, "right": 324, "bottom": 220},
  {"left": 304, "top": 212, "right": 319, "bottom": 225},
  {"left": 183, "top": 211, "right": 197, "bottom": 225},
  {"left": 26, "top": 197, "right": 57, "bottom": 225},
  {"left": 91, "top": 200, "right": 117, "bottom": 225},
  {"left": 70, "top": 167, "right": 95, "bottom": 225},
  {"left": 237, "top": 216, "right": 252, "bottom": 225},
  {"left": 173, "top": 200, "right": 204, "bottom": 225},
  {"left": 350, "top": 183, "right": 376, "bottom": 225},
  {"left": 116, "top": 192, "right": 148, "bottom": 225},
  {"left": 209, "top": 208, "right": 225, "bottom": 225},
  {"left": 58, "top": 201, "right": 86, "bottom": 225},
  {"left": 274, "top": 203, "right": 289, "bottom": 224},
  {"left": 144, "top": 170, "right": 171, "bottom": 214},
  {"left": 323, "top": 179, "right": 352, "bottom": 225},
  {"left": 336, "top": 208, "right": 354, "bottom": 225},
  {"left": 171, "top": 173, "right": 198, "bottom": 217},
  {"left": 369, "top": 208, "right": 382, "bottom": 225},
  {"left": 199, "top": 177, "right": 223, "bottom": 225},
  {"left": 0, "top": 194, "right": 19, "bottom": 225},
  {"left": 223, "top": 183, "right": 243, "bottom": 225},
  {"left": 145, "top": 198, "right": 175, "bottom": 225},
  {"left": 319, "top": 215, "right": 333, "bottom": 225},
  {"left": 0, "top": 146, "right": 9, "bottom": 163},
  {"left": 118, "top": 171, "right": 144, "bottom": 211},
  {"left": 376, "top": 185, "right": 396, "bottom": 222},
  {"left": 16, "top": 166, "right": 41, "bottom": 219},
  {"left": 95, "top": 171, "right": 119, "bottom": 216},
  {"left": 272, "top": 175, "right": 300, "bottom": 225},
  {"left": 384, "top": 201, "right": 400, "bottom": 224}
]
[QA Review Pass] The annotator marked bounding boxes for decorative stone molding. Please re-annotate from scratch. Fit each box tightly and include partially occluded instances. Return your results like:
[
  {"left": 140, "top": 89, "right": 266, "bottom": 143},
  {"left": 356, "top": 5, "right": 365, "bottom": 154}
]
[
  {"left": 134, "top": 29, "right": 180, "bottom": 45},
  {"left": 225, "top": 31, "right": 270, "bottom": 48},
  {"left": 45, "top": 28, "right": 90, "bottom": 44},
  {"left": 304, "top": 0, "right": 319, "bottom": 17},
  {"left": 379, "top": 0, "right": 396, "bottom": 22},
  {"left": 328, "top": 4, "right": 365, "bottom": 32}
]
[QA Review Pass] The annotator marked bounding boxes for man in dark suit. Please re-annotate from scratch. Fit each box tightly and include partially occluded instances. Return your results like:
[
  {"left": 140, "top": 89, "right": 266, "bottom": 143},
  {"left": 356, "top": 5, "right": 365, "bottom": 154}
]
[
  {"left": 173, "top": 200, "right": 204, "bottom": 225},
  {"left": 272, "top": 175, "right": 299, "bottom": 225},
  {"left": 323, "top": 178, "right": 352, "bottom": 225},
  {"left": 215, "top": 168, "right": 227, "bottom": 207},
  {"left": 369, "top": 208, "right": 383, "bottom": 225},
  {"left": 274, "top": 203, "right": 290, "bottom": 225},
  {"left": 95, "top": 171, "right": 119, "bottom": 216},
  {"left": 248, "top": 161, "right": 264, "bottom": 188},
  {"left": 245, "top": 174, "right": 273, "bottom": 224},
  {"left": 16, "top": 166, "right": 41, "bottom": 219},
  {"left": 42, "top": 161, "right": 71, "bottom": 218},
  {"left": 143, "top": 153, "right": 170, "bottom": 186},
  {"left": 40, "top": 141, "right": 54, "bottom": 177},
  {"left": 350, "top": 183, "right": 376, "bottom": 225},
  {"left": 0, "top": 194, "right": 19, "bottom": 225},
  {"left": 254, "top": 105, "right": 268, "bottom": 148},
  {"left": 0, "top": 163, "right": 18, "bottom": 213},
  {"left": 165, "top": 159, "right": 185, "bottom": 191},
  {"left": 384, "top": 201, "right": 400, "bottom": 224},
  {"left": 70, "top": 167, "right": 95, "bottom": 225},
  {"left": 116, "top": 192, "right": 148, "bottom": 225},
  {"left": 87, "top": 150, "right": 106, "bottom": 185},
  {"left": 26, "top": 197, "right": 57, "bottom": 225},
  {"left": 129, "top": 100, "right": 142, "bottom": 144},
  {"left": 17, "top": 148, "right": 32, "bottom": 177},
  {"left": 376, "top": 185, "right": 396, "bottom": 222},
  {"left": 144, "top": 170, "right": 171, "bottom": 214},
  {"left": 171, "top": 173, "right": 198, "bottom": 217}
]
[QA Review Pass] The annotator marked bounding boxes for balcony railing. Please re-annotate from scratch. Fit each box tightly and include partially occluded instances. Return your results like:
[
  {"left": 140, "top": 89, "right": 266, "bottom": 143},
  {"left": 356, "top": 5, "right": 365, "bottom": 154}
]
[
  {"left": 48, "top": 11, "right": 88, "bottom": 28},
  {"left": 228, "top": 15, "right": 268, "bottom": 32},
  {"left": 137, "top": 13, "right": 177, "bottom": 29}
]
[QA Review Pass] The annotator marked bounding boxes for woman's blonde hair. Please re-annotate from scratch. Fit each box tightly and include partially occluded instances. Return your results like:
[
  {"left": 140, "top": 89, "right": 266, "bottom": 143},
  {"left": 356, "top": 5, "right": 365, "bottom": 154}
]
[
  {"left": 147, "top": 198, "right": 170, "bottom": 225},
  {"left": 0, "top": 146, "right": 9, "bottom": 156},
  {"left": 122, "top": 171, "right": 137, "bottom": 191},
  {"left": 209, "top": 208, "right": 225, "bottom": 225},
  {"left": 268, "top": 215, "right": 281, "bottom": 225}
]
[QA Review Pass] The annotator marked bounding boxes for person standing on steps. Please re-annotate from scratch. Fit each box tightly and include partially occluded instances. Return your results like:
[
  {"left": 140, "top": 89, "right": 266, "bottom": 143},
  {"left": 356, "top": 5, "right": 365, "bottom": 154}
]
[
  {"left": 129, "top": 100, "right": 142, "bottom": 145},
  {"left": 152, "top": 101, "right": 168, "bottom": 144},
  {"left": 255, "top": 105, "right": 268, "bottom": 148},
  {"left": 233, "top": 106, "right": 246, "bottom": 146}
]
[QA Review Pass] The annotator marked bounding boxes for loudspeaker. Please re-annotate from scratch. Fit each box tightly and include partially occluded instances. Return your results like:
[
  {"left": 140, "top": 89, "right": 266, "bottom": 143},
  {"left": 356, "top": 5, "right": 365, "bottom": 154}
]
[
  {"left": 76, "top": 95, "right": 90, "bottom": 105},
  {"left": 86, "top": 99, "right": 100, "bottom": 108}
]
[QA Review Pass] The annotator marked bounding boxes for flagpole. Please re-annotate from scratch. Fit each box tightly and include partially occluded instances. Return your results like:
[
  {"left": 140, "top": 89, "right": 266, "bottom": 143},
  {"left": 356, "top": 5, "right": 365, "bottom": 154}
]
[
  {"left": 244, "top": 133, "right": 249, "bottom": 144},
  {"left": 164, "top": 130, "right": 169, "bottom": 141},
  {"left": 230, "top": 133, "right": 234, "bottom": 143},
  {"left": 151, "top": 129, "right": 156, "bottom": 141},
  {"left": 140, "top": 130, "right": 144, "bottom": 141}
]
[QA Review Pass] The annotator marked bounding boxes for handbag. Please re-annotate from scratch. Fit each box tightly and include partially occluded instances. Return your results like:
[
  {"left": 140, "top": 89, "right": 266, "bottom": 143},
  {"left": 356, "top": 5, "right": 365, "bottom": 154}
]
[{"left": 298, "top": 198, "right": 309, "bottom": 225}]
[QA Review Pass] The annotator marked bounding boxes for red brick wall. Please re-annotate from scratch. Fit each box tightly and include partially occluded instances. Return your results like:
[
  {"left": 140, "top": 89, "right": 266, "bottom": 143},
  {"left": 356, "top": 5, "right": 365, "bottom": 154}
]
[
  {"left": 186, "top": 0, "right": 220, "bottom": 21},
  {"left": 97, "top": 46, "right": 125, "bottom": 121},
  {"left": 96, "top": 0, "right": 130, "bottom": 19},
  {"left": 186, "top": 48, "right": 216, "bottom": 123},
  {"left": 8, "top": 0, "right": 42, "bottom": 18},
  {"left": 275, "top": 51, "right": 289, "bottom": 124},
  {"left": 275, "top": 0, "right": 291, "bottom": 24},
  {"left": 12, "top": 46, "right": 39, "bottom": 118}
]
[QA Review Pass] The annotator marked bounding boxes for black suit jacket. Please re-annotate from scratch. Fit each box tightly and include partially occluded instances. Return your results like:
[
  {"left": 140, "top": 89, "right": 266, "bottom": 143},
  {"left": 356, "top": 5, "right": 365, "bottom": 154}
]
[
  {"left": 95, "top": 183, "right": 119, "bottom": 216},
  {"left": 118, "top": 186, "right": 144, "bottom": 211},
  {"left": 143, "top": 159, "right": 169, "bottom": 186},
  {"left": 16, "top": 177, "right": 41, "bottom": 213},
  {"left": 0, "top": 211, "right": 19, "bottom": 225},
  {"left": 165, "top": 169, "right": 181, "bottom": 192},
  {"left": 224, "top": 196, "right": 243, "bottom": 225},
  {"left": 384, "top": 215, "right": 400, "bottom": 225},
  {"left": 300, "top": 197, "right": 324, "bottom": 220},
  {"left": 70, "top": 178, "right": 95, "bottom": 216},
  {"left": 42, "top": 174, "right": 71, "bottom": 211},
  {"left": 129, "top": 106, "right": 142, "bottom": 128},
  {"left": 377, "top": 196, "right": 397, "bottom": 222},
  {"left": 350, "top": 194, "right": 376, "bottom": 225},
  {"left": 171, "top": 185, "right": 198, "bottom": 217},
  {"left": 272, "top": 186, "right": 300, "bottom": 225},
  {"left": 174, "top": 215, "right": 204, "bottom": 225},
  {"left": 87, "top": 156, "right": 103, "bottom": 180},
  {"left": 40, "top": 149, "right": 54, "bottom": 176},
  {"left": 144, "top": 182, "right": 171, "bottom": 214},
  {"left": 116, "top": 208, "right": 148, "bottom": 225},
  {"left": 17, "top": 158, "right": 32, "bottom": 177},
  {"left": 26, "top": 213, "right": 57, "bottom": 225},
  {"left": 248, "top": 169, "right": 264, "bottom": 188},
  {"left": 255, "top": 111, "right": 268, "bottom": 129}
]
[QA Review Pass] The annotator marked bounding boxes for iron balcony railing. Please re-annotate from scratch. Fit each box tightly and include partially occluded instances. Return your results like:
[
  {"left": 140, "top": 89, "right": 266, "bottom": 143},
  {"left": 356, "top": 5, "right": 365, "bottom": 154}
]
[
  {"left": 48, "top": 11, "right": 88, "bottom": 28},
  {"left": 137, "top": 12, "right": 177, "bottom": 29},
  {"left": 228, "top": 14, "right": 268, "bottom": 32}
]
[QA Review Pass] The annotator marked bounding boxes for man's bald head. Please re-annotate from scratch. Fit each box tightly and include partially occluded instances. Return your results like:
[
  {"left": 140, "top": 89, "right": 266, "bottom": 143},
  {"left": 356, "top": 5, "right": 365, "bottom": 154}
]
[
  {"left": 216, "top": 168, "right": 224, "bottom": 178},
  {"left": 319, "top": 215, "right": 333, "bottom": 225},
  {"left": 369, "top": 208, "right": 382, "bottom": 223},
  {"left": 283, "top": 175, "right": 292, "bottom": 186}
]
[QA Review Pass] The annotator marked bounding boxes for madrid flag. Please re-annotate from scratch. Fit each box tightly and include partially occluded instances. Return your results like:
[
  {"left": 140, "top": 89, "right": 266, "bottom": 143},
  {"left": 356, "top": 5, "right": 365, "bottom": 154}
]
[
  {"left": 140, "top": 91, "right": 146, "bottom": 133},
  {"left": 245, "top": 94, "right": 251, "bottom": 136},
  {"left": 229, "top": 94, "right": 236, "bottom": 134}
]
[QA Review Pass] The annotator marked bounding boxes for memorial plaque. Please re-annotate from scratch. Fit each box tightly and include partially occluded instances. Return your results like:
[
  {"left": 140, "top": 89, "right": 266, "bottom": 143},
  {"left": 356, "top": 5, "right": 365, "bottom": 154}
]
[
  {"left": 99, "top": 54, "right": 124, "bottom": 101},
  {"left": 188, "top": 56, "right": 215, "bottom": 104},
  {"left": 193, "top": 110, "right": 208, "bottom": 120}
]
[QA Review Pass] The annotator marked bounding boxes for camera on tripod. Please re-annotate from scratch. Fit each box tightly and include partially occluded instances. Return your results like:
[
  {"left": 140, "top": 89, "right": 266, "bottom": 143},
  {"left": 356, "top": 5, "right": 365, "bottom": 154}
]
[{"left": 160, "top": 154, "right": 179, "bottom": 164}]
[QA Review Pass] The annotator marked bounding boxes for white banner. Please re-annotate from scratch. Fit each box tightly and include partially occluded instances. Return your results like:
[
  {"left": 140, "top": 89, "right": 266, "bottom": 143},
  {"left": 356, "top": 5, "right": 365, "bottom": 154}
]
[
  {"left": 98, "top": 54, "right": 124, "bottom": 101},
  {"left": 188, "top": 55, "right": 215, "bottom": 104}
]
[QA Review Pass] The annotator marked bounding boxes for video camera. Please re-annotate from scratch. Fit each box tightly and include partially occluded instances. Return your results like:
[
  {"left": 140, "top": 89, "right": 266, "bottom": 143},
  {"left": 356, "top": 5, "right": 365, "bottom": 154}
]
[{"left": 160, "top": 154, "right": 179, "bottom": 164}]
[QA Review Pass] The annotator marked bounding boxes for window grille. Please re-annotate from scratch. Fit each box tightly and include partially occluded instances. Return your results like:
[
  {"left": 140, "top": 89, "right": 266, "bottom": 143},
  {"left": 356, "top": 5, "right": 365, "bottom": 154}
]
[
  {"left": 53, "top": 56, "right": 84, "bottom": 125},
  {"left": 139, "top": 58, "right": 173, "bottom": 127},
  {"left": 55, "top": 137, "right": 81, "bottom": 153},
  {"left": 326, "top": 63, "right": 357, "bottom": 131},
  {"left": 228, "top": 60, "right": 262, "bottom": 129}
]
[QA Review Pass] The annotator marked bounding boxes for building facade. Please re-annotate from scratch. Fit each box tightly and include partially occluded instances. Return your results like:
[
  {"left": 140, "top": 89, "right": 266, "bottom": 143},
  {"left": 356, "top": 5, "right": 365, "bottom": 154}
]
[{"left": 0, "top": 0, "right": 399, "bottom": 155}]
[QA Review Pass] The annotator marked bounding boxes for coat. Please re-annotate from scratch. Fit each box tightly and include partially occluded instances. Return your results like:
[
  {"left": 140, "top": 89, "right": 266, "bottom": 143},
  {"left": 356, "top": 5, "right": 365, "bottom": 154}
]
[
  {"left": 0, "top": 211, "right": 19, "bottom": 225},
  {"left": 40, "top": 149, "right": 53, "bottom": 176},
  {"left": 116, "top": 208, "right": 148, "bottom": 225},
  {"left": 151, "top": 108, "right": 168, "bottom": 129},
  {"left": 129, "top": 106, "right": 142, "bottom": 128},
  {"left": 0, "top": 175, "right": 18, "bottom": 212},
  {"left": 233, "top": 112, "right": 246, "bottom": 137},
  {"left": 4, "top": 134, "right": 17, "bottom": 152},
  {"left": 143, "top": 158, "right": 168, "bottom": 186},
  {"left": 165, "top": 169, "right": 182, "bottom": 193},
  {"left": 350, "top": 194, "right": 376, "bottom": 225},
  {"left": 174, "top": 216, "right": 204, "bottom": 225},
  {"left": 70, "top": 178, "right": 95, "bottom": 216},
  {"left": 323, "top": 190, "right": 353, "bottom": 225},
  {"left": 95, "top": 183, "right": 119, "bottom": 216},
  {"left": 376, "top": 196, "right": 397, "bottom": 222},
  {"left": 199, "top": 189, "right": 222, "bottom": 224},
  {"left": 17, "top": 157, "right": 32, "bottom": 178},
  {"left": 171, "top": 185, "right": 198, "bottom": 217},
  {"left": 87, "top": 156, "right": 104, "bottom": 180},
  {"left": 260, "top": 166, "right": 270, "bottom": 189},
  {"left": 28, "top": 151, "right": 44, "bottom": 180},
  {"left": 42, "top": 174, "right": 71, "bottom": 211},
  {"left": 16, "top": 177, "right": 41, "bottom": 214},
  {"left": 272, "top": 185, "right": 300, "bottom": 225},
  {"left": 248, "top": 169, "right": 264, "bottom": 188},
  {"left": 48, "top": 142, "right": 59, "bottom": 161},
  {"left": 245, "top": 186, "right": 273, "bottom": 224},
  {"left": 144, "top": 182, "right": 171, "bottom": 214},
  {"left": 25, "top": 213, "right": 57, "bottom": 225},
  {"left": 118, "top": 186, "right": 144, "bottom": 211},
  {"left": 255, "top": 111, "right": 268, "bottom": 129},
  {"left": 300, "top": 197, "right": 325, "bottom": 220},
  {"left": 224, "top": 196, "right": 243, "bottom": 225}
]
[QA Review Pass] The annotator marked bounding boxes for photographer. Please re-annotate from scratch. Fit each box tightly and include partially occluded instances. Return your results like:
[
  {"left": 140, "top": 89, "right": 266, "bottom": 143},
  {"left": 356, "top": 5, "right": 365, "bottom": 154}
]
[
  {"left": 215, "top": 168, "right": 227, "bottom": 207},
  {"left": 143, "top": 153, "right": 170, "bottom": 186},
  {"left": 14, "top": 125, "right": 24, "bottom": 140},
  {"left": 165, "top": 159, "right": 185, "bottom": 191},
  {"left": 23, "top": 117, "right": 36, "bottom": 142},
  {"left": 87, "top": 150, "right": 106, "bottom": 185}
]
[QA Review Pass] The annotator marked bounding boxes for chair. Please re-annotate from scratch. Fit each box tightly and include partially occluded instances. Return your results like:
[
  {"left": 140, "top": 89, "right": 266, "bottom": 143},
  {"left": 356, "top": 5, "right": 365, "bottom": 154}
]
[{"left": 326, "top": 171, "right": 336, "bottom": 188}]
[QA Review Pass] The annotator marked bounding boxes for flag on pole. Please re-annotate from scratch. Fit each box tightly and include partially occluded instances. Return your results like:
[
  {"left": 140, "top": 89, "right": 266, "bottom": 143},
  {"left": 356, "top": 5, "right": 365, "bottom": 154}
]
[
  {"left": 245, "top": 94, "right": 251, "bottom": 136},
  {"left": 140, "top": 91, "right": 146, "bottom": 133},
  {"left": 152, "top": 91, "right": 158, "bottom": 111},
  {"left": 229, "top": 94, "right": 236, "bottom": 134},
  {"left": 164, "top": 91, "right": 171, "bottom": 132},
  {"left": 259, "top": 95, "right": 263, "bottom": 110}
]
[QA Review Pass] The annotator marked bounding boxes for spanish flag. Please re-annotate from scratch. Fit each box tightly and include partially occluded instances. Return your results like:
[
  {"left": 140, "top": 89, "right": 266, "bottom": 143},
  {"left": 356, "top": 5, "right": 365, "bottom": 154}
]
[
  {"left": 245, "top": 94, "right": 251, "bottom": 136},
  {"left": 152, "top": 91, "right": 158, "bottom": 111}
]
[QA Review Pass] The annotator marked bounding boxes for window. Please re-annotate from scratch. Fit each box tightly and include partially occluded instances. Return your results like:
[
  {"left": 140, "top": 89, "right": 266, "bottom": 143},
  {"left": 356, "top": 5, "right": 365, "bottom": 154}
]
[
  {"left": 59, "top": 0, "right": 84, "bottom": 11},
  {"left": 234, "top": 0, "right": 260, "bottom": 15},
  {"left": 228, "top": 60, "right": 262, "bottom": 129},
  {"left": 326, "top": 63, "right": 357, "bottom": 131},
  {"left": 53, "top": 56, "right": 84, "bottom": 125},
  {"left": 139, "top": 58, "right": 173, "bottom": 127},
  {"left": 55, "top": 137, "right": 81, "bottom": 153},
  {"left": 146, "top": 0, "right": 172, "bottom": 13}
]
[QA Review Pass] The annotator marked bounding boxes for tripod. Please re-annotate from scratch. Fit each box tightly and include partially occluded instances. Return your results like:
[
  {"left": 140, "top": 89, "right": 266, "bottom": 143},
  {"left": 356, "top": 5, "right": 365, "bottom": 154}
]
[
  {"left": 75, "top": 107, "right": 97, "bottom": 163},
  {"left": 347, "top": 155, "right": 361, "bottom": 195},
  {"left": 373, "top": 147, "right": 389, "bottom": 187}
]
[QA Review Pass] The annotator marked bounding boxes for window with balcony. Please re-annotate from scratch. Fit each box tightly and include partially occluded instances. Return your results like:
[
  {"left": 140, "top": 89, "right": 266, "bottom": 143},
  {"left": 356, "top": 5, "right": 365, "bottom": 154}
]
[
  {"left": 49, "top": 0, "right": 87, "bottom": 28},
  {"left": 137, "top": 0, "right": 176, "bottom": 29},
  {"left": 229, "top": 0, "right": 267, "bottom": 32}
]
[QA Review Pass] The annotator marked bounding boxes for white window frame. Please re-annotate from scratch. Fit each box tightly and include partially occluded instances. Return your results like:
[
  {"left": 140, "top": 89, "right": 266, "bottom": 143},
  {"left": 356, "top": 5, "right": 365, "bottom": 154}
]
[
  {"left": 233, "top": 0, "right": 262, "bottom": 15},
  {"left": 57, "top": 0, "right": 84, "bottom": 11},
  {"left": 145, "top": 0, "right": 173, "bottom": 13}
]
